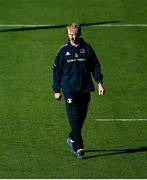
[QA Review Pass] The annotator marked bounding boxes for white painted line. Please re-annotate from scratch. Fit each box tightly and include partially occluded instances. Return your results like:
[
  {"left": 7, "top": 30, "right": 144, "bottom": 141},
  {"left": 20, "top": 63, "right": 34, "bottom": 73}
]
[
  {"left": 96, "top": 119, "right": 147, "bottom": 121},
  {"left": 93, "top": 24, "right": 147, "bottom": 27},
  {"left": 0, "top": 24, "right": 52, "bottom": 27},
  {"left": 0, "top": 24, "right": 147, "bottom": 28}
]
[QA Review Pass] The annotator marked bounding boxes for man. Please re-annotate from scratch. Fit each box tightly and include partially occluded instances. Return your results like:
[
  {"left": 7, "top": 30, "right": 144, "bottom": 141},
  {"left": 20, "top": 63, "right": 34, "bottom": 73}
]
[{"left": 52, "top": 23, "right": 104, "bottom": 159}]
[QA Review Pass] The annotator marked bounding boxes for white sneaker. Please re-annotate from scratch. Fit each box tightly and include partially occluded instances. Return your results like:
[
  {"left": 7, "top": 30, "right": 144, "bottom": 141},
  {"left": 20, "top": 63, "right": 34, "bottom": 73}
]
[
  {"left": 76, "top": 149, "right": 85, "bottom": 159},
  {"left": 66, "top": 138, "right": 76, "bottom": 155}
]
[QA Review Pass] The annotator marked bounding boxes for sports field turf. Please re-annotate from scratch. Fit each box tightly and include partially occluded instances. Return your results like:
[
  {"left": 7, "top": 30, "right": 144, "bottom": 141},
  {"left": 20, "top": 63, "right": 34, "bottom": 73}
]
[{"left": 0, "top": 0, "right": 147, "bottom": 178}]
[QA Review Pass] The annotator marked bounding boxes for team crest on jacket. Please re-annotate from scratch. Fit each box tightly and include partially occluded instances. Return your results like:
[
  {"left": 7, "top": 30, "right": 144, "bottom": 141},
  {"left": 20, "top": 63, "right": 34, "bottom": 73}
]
[
  {"left": 75, "top": 53, "right": 79, "bottom": 58},
  {"left": 80, "top": 48, "right": 86, "bottom": 54}
]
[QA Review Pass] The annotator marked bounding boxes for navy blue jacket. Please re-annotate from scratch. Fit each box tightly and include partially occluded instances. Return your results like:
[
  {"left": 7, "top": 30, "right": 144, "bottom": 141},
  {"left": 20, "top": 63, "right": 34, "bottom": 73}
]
[{"left": 52, "top": 38, "right": 103, "bottom": 93}]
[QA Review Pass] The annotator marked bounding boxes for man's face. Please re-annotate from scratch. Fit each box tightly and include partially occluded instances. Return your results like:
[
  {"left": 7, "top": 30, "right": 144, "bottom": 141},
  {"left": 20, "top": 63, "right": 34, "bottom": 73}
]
[{"left": 67, "top": 29, "right": 79, "bottom": 44}]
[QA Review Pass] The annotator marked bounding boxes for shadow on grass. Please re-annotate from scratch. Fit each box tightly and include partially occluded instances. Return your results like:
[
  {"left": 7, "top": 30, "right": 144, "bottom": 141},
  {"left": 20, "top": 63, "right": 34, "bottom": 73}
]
[
  {"left": 0, "top": 20, "right": 120, "bottom": 32},
  {"left": 83, "top": 146, "right": 147, "bottom": 159}
]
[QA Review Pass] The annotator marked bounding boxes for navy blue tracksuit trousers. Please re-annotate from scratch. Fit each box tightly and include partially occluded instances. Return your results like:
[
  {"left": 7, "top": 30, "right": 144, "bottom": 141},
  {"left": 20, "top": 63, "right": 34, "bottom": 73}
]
[{"left": 64, "top": 92, "right": 90, "bottom": 151}]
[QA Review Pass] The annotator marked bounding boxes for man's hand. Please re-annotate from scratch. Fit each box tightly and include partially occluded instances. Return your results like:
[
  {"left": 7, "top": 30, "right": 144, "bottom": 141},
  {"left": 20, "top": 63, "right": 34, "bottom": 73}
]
[
  {"left": 98, "top": 83, "right": 105, "bottom": 96},
  {"left": 54, "top": 93, "right": 62, "bottom": 100}
]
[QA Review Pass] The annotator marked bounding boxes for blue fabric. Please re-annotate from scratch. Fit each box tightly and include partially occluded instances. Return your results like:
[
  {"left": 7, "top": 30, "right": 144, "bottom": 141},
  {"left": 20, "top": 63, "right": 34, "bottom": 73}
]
[{"left": 52, "top": 38, "right": 103, "bottom": 93}]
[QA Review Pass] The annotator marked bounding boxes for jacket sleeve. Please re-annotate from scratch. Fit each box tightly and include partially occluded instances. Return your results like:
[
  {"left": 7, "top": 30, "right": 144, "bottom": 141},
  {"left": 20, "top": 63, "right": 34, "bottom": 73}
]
[
  {"left": 52, "top": 49, "right": 64, "bottom": 93},
  {"left": 88, "top": 45, "right": 103, "bottom": 84}
]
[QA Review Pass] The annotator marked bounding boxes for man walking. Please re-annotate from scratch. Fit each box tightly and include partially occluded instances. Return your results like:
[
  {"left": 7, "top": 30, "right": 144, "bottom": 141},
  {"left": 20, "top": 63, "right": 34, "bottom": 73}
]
[{"left": 52, "top": 23, "right": 104, "bottom": 159}]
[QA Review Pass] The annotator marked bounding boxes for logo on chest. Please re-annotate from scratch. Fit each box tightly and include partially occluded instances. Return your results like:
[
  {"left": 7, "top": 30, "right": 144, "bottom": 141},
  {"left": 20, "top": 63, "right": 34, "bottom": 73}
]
[
  {"left": 75, "top": 53, "right": 79, "bottom": 58},
  {"left": 65, "top": 51, "right": 71, "bottom": 56},
  {"left": 80, "top": 48, "right": 86, "bottom": 54}
]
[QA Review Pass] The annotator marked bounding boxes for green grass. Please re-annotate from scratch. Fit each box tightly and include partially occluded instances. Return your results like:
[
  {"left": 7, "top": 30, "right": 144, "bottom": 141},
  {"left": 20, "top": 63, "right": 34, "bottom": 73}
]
[{"left": 0, "top": 0, "right": 147, "bottom": 178}]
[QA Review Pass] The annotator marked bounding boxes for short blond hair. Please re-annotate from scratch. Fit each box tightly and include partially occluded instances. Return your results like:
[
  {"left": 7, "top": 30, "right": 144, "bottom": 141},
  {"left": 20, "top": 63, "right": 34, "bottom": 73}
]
[{"left": 67, "top": 23, "right": 81, "bottom": 36}]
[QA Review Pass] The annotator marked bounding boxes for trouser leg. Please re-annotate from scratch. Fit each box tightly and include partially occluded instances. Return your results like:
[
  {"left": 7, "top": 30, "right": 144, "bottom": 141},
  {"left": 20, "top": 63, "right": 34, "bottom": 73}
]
[
  {"left": 64, "top": 92, "right": 90, "bottom": 151},
  {"left": 69, "top": 93, "right": 90, "bottom": 139},
  {"left": 78, "top": 93, "right": 90, "bottom": 128}
]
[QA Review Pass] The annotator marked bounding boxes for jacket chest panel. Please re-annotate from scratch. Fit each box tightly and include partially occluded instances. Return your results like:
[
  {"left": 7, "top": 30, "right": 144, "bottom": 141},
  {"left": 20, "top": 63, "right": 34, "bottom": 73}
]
[{"left": 64, "top": 48, "right": 87, "bottom": 63}]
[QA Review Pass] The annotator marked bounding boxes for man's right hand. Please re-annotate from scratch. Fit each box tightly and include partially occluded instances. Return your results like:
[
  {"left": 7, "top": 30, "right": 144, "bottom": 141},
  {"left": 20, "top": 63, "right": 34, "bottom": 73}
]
[{"left": 54, "top": 93, "right": 62, "bottom": 100}]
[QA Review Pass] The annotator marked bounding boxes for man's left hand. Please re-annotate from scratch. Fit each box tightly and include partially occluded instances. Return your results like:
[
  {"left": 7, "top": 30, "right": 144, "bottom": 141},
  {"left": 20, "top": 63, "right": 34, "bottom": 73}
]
[{"left": 98, "top": 83, "right": 105, "bottom": 96}]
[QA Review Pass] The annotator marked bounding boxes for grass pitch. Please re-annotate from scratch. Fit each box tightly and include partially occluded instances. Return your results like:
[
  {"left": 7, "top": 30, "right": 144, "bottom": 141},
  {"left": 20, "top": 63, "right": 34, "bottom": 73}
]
[{"left": 0, "top": 0, "right": 147, "bottom": 178}]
